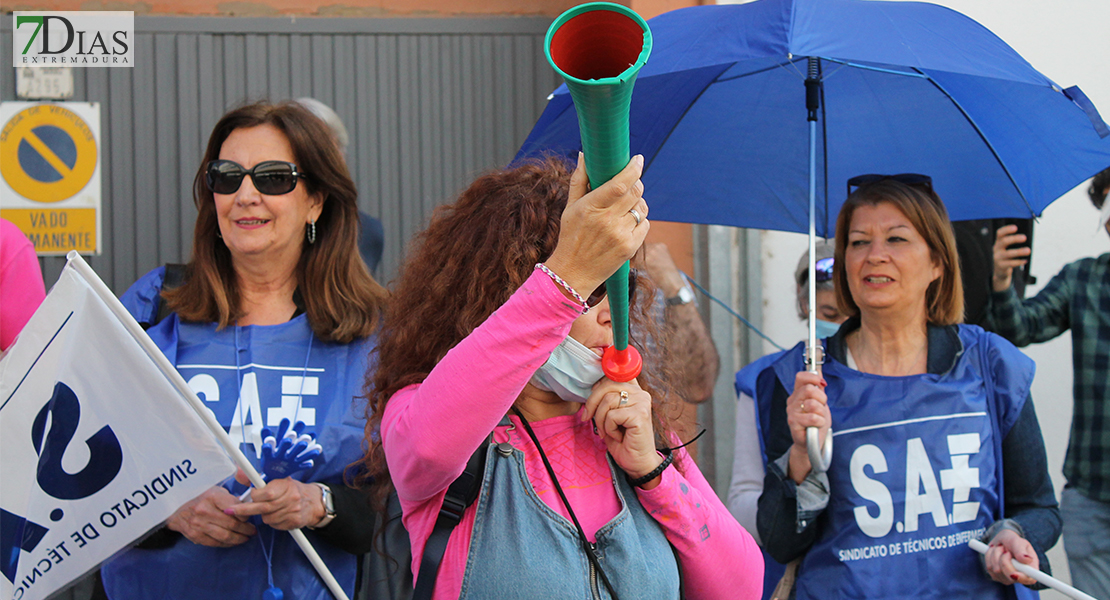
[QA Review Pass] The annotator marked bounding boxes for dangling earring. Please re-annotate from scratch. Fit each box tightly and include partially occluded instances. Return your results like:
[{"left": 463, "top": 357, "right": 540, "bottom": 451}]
[{"left": 307, "top": 220, "right": 316, "bottom": 244}]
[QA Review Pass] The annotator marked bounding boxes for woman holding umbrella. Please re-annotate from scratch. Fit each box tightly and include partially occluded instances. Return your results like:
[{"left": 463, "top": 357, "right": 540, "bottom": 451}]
[{"left": 754, "top": 176, "right": 1060, "bottom": 599}]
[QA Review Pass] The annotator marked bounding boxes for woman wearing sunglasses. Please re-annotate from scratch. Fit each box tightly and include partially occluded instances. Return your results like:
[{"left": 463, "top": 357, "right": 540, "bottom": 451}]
[
  {"left": 101, "top": 101, "right": 386, "bottom": 600},
  {"left": 753, "top": 177, "right": 1060, "bottom": 599},
  {"left": 361, "top": 156, "right": 762, "bottom": 600}
]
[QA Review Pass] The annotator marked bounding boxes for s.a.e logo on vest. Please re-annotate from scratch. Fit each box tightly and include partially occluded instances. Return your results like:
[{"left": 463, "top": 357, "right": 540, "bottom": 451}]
[
  {"left": 778, "top": 332, "right": 1034, "bottom": 600},
  {"left": 846, "top": 431, "right": 986, "bottom": 547},
  {"left": 185, "top": 367, "right": 321, "bottom": 458},
  {"left": 801, "top": 404, "right": 1002, "bottom": 599}
]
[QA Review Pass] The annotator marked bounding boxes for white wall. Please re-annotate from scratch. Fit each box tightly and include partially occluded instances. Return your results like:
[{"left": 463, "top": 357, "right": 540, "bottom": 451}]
[{"left": 746, "top": 1, "right": 1110, "bottom": 596}]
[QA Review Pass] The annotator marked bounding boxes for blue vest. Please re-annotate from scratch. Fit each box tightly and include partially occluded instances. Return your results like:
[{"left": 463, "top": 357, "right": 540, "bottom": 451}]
[
  {"left": 458, "top": 436, "right": 682, "bottom": 599},
  {"left": 736, "top": 349, "right": 787, "bottom": 468},
  {"left": 735, "top": 350, "right": 789, "bottom": 600},
  {"left": 763, "top": 326, "right": 1036, "bottom": 600},
  {"left": 101, "top": 267, "right": 373, "bottom": 600}
]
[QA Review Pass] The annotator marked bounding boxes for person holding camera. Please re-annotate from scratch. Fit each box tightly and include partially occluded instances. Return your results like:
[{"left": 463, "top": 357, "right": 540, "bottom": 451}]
[{"left": 988, "top": 167, "right": 1110, "bottom": 599}]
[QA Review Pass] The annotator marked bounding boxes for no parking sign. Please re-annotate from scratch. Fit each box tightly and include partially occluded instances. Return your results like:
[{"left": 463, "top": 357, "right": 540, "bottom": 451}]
[{"left": 0, "top": 101, "right": 101, "bottom": 255}]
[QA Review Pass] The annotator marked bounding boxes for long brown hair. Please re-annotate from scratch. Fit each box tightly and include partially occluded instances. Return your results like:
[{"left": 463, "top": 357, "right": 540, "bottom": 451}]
[
  {"left": 163, "top": 101, "right": 386, "bottom": 342},
  {"left": 361, "top": 157, "right": 682, "bottom": 505},
  {"left": 833, "top": 178, "right": 964, "bottom": 325}
]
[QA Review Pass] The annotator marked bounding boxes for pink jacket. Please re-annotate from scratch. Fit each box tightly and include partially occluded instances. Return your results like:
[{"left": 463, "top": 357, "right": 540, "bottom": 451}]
[
  {"left": 381, "top": 270, "right": 763, "bottom": 600},
  {"left": 1, "top": 218, "right": 46, "bottom": 351}
]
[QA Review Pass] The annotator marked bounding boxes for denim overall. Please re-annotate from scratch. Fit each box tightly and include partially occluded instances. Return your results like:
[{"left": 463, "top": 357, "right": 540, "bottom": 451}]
[
  {"left": 457, "top": 436, "right": 682, "bottom": 600},
  {"left": 767, "top": 326, "right": 1036, "bottom": 600}
]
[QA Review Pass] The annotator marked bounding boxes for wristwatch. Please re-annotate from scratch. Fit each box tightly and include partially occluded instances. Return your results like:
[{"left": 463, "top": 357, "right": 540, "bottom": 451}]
[
  {"left": 309, "top": 483, "right": 336, "bottom": 529},
  {"left": 665, "top": 282, "right": 695, "bottom": 306}
]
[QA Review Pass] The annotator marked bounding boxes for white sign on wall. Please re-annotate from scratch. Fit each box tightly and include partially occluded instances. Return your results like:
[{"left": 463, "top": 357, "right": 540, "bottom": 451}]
[{"left": 16, "top": 67, "right": 75, "bottom": 100}]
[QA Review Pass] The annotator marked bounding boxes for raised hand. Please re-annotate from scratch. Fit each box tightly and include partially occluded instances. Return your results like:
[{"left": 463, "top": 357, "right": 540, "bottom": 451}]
[
  {"left": 992, "top": 224, "right": 1031, "bottom": 292},
  {"left": 544, "top": 153, "right": 650, "bottom": 301}
]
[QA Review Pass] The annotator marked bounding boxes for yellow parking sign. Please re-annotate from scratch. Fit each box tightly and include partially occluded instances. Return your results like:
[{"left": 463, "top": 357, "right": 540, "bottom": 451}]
[{"left": 0, "top": 101, "right": 100, "bottom": 255}]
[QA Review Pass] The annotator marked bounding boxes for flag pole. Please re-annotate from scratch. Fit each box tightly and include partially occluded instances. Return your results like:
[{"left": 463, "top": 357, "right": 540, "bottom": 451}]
[
  {"left": 65, "top": 252, "right": 350, "bottom": 600},
  {"left": 968, "top": 540, "right": 1096, "bottom": 600}
]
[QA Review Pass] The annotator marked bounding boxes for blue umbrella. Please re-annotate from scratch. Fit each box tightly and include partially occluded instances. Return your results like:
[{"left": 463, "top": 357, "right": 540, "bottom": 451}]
[
  {"left": 517, "top": 0, "right": 1110, "bottom": 472},
  {"left": 518, "top": 0, "right": 1110, "bottom": 236}
]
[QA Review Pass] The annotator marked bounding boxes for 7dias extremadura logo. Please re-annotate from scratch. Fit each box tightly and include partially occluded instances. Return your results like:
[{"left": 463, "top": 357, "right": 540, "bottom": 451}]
[{"left": 13, "top": 12, "right": 133, "bottom": 68}]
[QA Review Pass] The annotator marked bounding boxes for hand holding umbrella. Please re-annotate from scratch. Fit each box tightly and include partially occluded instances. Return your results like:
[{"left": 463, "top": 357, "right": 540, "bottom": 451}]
[
  {"left": 785, "top": 370, "right": 831, "bottom": 482},
  {"left": 803, "top": 58, "right": 832, "bottom": 473}
]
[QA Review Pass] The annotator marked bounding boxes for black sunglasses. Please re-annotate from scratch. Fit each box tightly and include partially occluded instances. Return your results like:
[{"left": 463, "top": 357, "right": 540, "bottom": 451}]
[
  {"left": 846, "top": 173, "right": 933, "bottom": 197},
  {"left": 206, "top": 160, "right": 306, "bottom": 196},
  {"left": 586, "top": 271, "right": 639, "bottom": 308}
]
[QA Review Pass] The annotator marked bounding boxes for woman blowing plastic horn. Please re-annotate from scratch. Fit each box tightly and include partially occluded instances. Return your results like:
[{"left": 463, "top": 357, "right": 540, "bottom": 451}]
[
  {"left": 754, "top": 176, "right": 1060, "bottom": 599},
  {"left": 362, "top": 156, "right": 762, "bottom": 600}
]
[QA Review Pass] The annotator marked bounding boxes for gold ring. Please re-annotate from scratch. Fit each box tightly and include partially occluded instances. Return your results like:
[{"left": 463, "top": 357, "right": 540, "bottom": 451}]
[
  {"left": 628, "top": 208, "right": 643, "bottom": 226},
  {"left": 801, "top": 400, "right": 806, "bottom": 413},
  {"left": 619, "top": 390, "right": 629, "bottom": 407}
]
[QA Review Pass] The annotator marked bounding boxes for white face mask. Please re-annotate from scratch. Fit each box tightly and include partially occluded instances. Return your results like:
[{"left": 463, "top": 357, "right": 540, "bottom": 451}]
[
  {"left": 529, "top": 336, "right": 606, "bottom": 403},
  {"left": 815, "top": 318, "right": 841, "bottom": 339}
]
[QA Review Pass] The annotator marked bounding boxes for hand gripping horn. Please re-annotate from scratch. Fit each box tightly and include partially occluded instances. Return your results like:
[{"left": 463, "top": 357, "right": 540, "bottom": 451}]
[{"left": 545, "top": 2, "right": 652, "bottom": 382}]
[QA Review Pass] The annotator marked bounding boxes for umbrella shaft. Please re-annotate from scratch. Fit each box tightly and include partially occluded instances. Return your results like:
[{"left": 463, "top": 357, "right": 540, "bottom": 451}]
[
  {"left": 807, "top": 118, "right": 819, "bottom": 364},
  {"left": 806, "top": 57, "right": 820, "bottom": 121}
]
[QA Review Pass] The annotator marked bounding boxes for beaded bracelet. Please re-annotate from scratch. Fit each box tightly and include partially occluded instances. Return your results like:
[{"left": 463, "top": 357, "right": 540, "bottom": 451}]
[
  {"left": 535, "top": 263, "right": 589, "bottom": 314},
  {"left": 626, "top": 448, "right": 674, "bottom": 488}
]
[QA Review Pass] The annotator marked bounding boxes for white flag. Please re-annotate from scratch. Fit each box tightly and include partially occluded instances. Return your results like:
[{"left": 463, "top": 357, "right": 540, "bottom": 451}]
[{"left": 1, "top": 260, "right": 235, "bottom": 600}]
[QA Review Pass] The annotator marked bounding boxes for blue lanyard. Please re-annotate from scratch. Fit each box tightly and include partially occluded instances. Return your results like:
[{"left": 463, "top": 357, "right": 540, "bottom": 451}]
[{"left": 234, "top": 322, "right": 314, "bottom": 600}]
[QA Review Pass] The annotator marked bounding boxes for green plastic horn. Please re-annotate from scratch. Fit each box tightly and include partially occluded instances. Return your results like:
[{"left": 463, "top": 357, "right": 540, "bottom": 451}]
[{"left": 545, "top": 2, "right": 652, "bottom": 382}]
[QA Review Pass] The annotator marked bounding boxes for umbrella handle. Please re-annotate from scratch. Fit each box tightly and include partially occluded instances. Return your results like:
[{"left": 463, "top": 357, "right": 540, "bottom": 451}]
[
  {"left": 545, "top": 2, "right": 652, "bottom": 381},
  {"left": 805, "top": 343, "right": 832, "bottom": 474},
  {"left": 806, "top": 427, "right": 832, "bottom": 474}
]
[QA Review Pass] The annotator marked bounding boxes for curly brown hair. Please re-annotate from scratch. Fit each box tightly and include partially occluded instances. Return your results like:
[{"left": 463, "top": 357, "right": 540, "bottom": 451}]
[{"left": 360, "top": 156, "right": 683, "bottom": 507}]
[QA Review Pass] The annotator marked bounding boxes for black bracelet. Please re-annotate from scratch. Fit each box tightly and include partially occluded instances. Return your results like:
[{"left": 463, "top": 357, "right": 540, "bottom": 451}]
[{"left": 626, "top": 448, "right": 674, "bottom": 488}]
